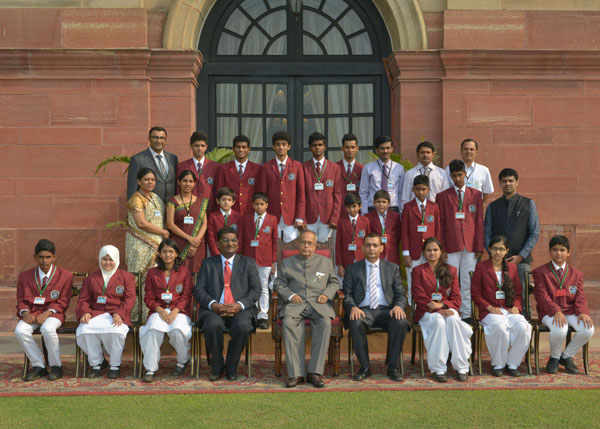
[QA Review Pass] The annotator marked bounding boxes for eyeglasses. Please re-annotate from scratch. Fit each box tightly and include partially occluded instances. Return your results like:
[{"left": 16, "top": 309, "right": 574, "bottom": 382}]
[
  {"left": 150, "top": 136, "right": 166, "bottom": 141},
  {"left": 220, "top": 238, "right": 238, "bottom": 244},
  {"left": 490, "top": 247, "right": 507, "bottom": 252}
]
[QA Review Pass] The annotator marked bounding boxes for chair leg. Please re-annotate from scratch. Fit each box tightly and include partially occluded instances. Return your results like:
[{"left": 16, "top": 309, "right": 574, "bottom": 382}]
[
  {"left": 348, "top": 335, "right": 354, "bottom": 377},
  {"left": 23, "top": 354, "right": 30, "bottom": 379},
  {"left": 333, "top": 337, "right": 340, "bottom": 377},
  {"left": 418, "top": 332, "right": 425, "bottom": 377},
  {"left": 583, "top": 343, "right": 590, "bottom": 376},
  {"left": 526, "top": 326, "right": 533, "bottom": 375},
  {"left": 275, "top": 338, "right": 282, "bottom": 377},
  {"left": 534, "top": 327, "right": 541, "bottom": 375},
  {"left": 410, "top": 329, "right": 416, "bottom": 365},
  {"left": 247, "top": 335, "right": 252, "bottom": 379},
  {"left": 83, "top": 352, "right": 89, "bottom": 378},
  {"left": 205, "top": 341, "right": 211, "bottom": 366},
  {"left": 195, "top": 333, "right": 202, "bottom": 379},
  {"left": 399, "top": 349, "right": 404, "bottom": 375},
  {"left": 385, "top": 333, "right": 390, "bottom": 365},
  {"left": 477, "top": 328, "right": 482, "bottom": 376},
  {"left": 190, "top": 329, "right": 196, "bottom": 378},
  {"left": 75, "top": 344, "right": 80, "bottom": 378},
  {"left": 327, "top": 337, "right": 334, "bottom": 365}
]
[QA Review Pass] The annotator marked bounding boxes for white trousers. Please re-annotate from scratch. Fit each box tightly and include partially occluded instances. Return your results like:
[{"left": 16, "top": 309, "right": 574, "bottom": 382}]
[
  {"left": 76, "top": 313, "right": 129, "bottom": 368},
  {"left": 419, "top": 309, "right": 473, "bottom": 374},
  {"left": 541, "top": 314, "right": 594, "bottom": 359},
  {"left": 15, "top": 317, "right": 63, "bottom": 368},
  {"left": 256, "top": 264, "right": 272, "bottom": 320},
  {"left": 139, "top": 315, "right": 192, "bottom": 373},
  {"left": 481, "top": 308, "right": 531, "bottom": 370},
  {"left": 278, "top": 218, "right": 298, "bottom": 243},
  {"left": 446, "top": 250, "right": 477, "bottom": 319},
  {"left": 406, "top": 255, "right": 425, "bottom": 305},
  {"left": 306, "top": 217, "right": 332, "bottom": 243}
]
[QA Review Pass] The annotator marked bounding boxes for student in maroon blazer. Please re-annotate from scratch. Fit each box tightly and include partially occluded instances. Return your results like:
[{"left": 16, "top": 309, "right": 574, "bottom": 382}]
[
  {"left": 437, "top": 160, "right": 484, "bottom": 320},
  {"left": 533, "top": 235, "right": 594, "bottom": 374},
  {"left": 76, "top": 245, "right": 136, "bottom": 379},
  {"left": 336, "top": 133, "right": 364, "bottom": 205},
  {"left": 471, "top": 235, "right": 531, "bottom": 377},
  {"left": 366, "top": 190, "right": 401, "bottom": 265},
  {"left": 176, "top": 131, "right": 220, "bottom": 212},
  {"left": 15, "top": 239, "right": 74, "bottom": 381},
  {"left": 206, "top": 187, "right": 242, "bottom": 256},
  {"left": 214, "top": 135, "right": 260, "bottom": 216},
  {"left": 400, "top": 175, "right": 441, "bottom": 304},
  {"left": 411, "top": 237, "right": 472, "bottom": 382},
  {"left": 257, "top": 131, "right": 306, "bottom": 243},
  {"left": 239, "top": 192, "right": 278, "bottom": 329},
  {"left": 336, "top": 193, "right": 371, "bottom": 278},
  {"left": 303, "top": 132, "right": 343, "bottom": 243}
]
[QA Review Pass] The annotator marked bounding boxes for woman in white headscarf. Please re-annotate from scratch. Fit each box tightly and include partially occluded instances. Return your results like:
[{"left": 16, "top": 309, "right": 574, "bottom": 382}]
[{"left": 76, "top": 245, "right": 136, "bottom": 379}]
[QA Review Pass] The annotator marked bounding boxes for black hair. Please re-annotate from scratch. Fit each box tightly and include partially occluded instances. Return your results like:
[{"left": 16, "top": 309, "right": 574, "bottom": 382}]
[
  {"left": 488, "top": 235, "right": 515, "bottom": 308},
  {"left": 499, "top": 168, "right": 518, "bottom": 181},
  {"left": 460, "top": 138, "right": 478, "bottom": 150},
  {"left": 157, "top": 239, "right": 183, "bottom": 272},
  {"left": 416, "top": 141, "right": 435, "bottom": 153},
  {"left": 217, "top": 226, "right": 238, "bottom": 241},
  {"left": 342, "top": 133, "right": 358, "bottom": 145},
  {"left": 216, "top": 186, "right": 236, "bottom": 200},
  {"left": 373, "top": 135, "right": 392, "bottom": 150},
  {"left": 549, "top": 235, "right": 570, "bottom": 251},
  {"left": 373, "top": 190, "right": 391, "bottom": 202},
  {"left": 190, "top": 131, "right": 208, "bottom": 145},
  {"left": 252, "top": 192, "right": 269, "bottom": 203},
  {"left": 422, "top": 237, "right": 452, "bottom": 289},
  {"left": 344, "top": 193, "right": 361, "bottom": 206},
  {"left": 449, "top": 159, "right": 466, "bottom": 173},
  {"left": 413, "top": 174, "right": 430, "bottom": 187},
  {"left": 137, "top": 167, "right": 156, "bottom": 181},
  {"left": 272, "top": 131, "right": 291, "bottom": 145},
  {"left": 363, "top": 233, "right": 382, "bottom": 243},
  {"left": 35, "top": 239, "right": 56, "bottom": 255},
  {"left": 178, "top": 169, "right": 197, "bottom": 182},
  {"left": 308, "top": 132, "right": 326, "bottom": 146},
  {"left": 149, "top": 126, "right": 167, "bottom": 137},
  {"left": 233, "top": 134, "right": 250, "bottom": 148}
]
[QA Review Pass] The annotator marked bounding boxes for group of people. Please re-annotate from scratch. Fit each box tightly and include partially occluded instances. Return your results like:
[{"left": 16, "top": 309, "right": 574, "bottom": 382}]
[{"left": 14, "top": 127, "right": 594, "bottom": 388}]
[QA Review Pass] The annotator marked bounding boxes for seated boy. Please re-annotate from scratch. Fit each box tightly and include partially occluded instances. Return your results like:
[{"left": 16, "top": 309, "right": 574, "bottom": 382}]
[
  {"left": 533, "top": 235, "right": 594, "bottom": 374},
  {"left": 206, "top": 187, "right": 242, "bottom": 256},
  {"left": 336, "top": 193, "right": 370, "bottom": 279},
  {"left": 366, "top": 190, "right": 400, "bottom": 265}
]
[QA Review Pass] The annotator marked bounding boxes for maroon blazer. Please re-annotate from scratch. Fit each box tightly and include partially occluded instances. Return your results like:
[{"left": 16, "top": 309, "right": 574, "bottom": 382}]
[
  {"left": 144, "top": 266, "right": 193, "bottom": 318},
  {"left": 336, "top": 215, "right": 371, "bottom": 267},
  {"left": 366, "top": 210, "right": 401, "bottom": 264},
  {"left": 76, "top": 269, "right": 136, "bottom": 327},
  {"left": 471, "top": 259, "right": 523, "bottom": 320},
  {"left": 176, "top": 158, "right": 220, "bottom": 211},
  {"left": 411, "top": 263, "right": 461, "bottom": 322},
  {"left": 401, "top": 199, "right": 441, "bottom": 260},
  {"left": 16, "top": 266, "right": 73, "bottom": 324},
  {"left": 206, "top": 209, "right": 242, "bottom": 256},
  {"left": 214, "top": 160, "right": 260, "bottom": 216},
  {"left": 257, "top": 158, "right": 306, "bottom": 225},
  {"left": 437, "top": 186, "right": 483, "bottom": 254},
  {"left": 533, "top": 262, "right": 590, "bottom": 321},
  {"left": 337, "top": 159, "right": 363, "bottom": 202},
  {"left": 303, "top": 159, "right": 343, "bottom": 225},
  {"left": 239, "top": 212, "right": 278, "bottom": 267}
]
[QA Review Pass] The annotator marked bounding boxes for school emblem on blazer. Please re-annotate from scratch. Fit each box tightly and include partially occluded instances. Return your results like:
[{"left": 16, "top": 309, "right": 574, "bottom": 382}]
[
  {"left": 357, "top": 230, "right": 365, "bottom": 238},
  {"left": 207, "top": 177, "right": 214, "bottom": 185},
  {"left": 326, "top": 180, "right": 334, "bottom": 187},
  {"left": 469, "top": 204, "right": 476, "bottom": 213},
  {"left": 115, "top": 286, "right": 125, "bottom": 295},
  {"left": 427, "top": 215, "right": 434, "bottom": 223},
  {"left": 263, "top": 226, "right": 271, "bottom": 233},
  {"left": 175, "top": 283, "right": 184, "bottom": 294},
  {"left": 569, "top": 286, "right": 577, "bottom": 295},
  {"left": 248, "top": 177, "right": 255, "bottom": 185},
  {"left": 231, "top": 224, "right": 238, "bottom": 230},
  {"left": 50, "top": 290, "right": 60, "bottom": 300},
  {"left": 288, "top": 173, "right": 296, "bottom": 181}
]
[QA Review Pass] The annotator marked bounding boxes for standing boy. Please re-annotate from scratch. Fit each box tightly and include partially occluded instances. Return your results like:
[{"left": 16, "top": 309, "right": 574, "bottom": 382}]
[
  {"left": 336, "top": 193, "right": 371, "bottom": 279},
  {"left": 206, "top": 187, "right": 242, "bottom": 256},
  {"left": 337, "top": 133, "right": 364, "bottom": 202},
  {"left": 366, "top": 190, "right": 401, "bottom": 265}
]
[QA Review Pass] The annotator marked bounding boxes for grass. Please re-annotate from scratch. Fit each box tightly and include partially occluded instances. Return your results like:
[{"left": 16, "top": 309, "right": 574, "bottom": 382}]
[{"left": 1, "top": 389, "right": 599, "bottom": 428}]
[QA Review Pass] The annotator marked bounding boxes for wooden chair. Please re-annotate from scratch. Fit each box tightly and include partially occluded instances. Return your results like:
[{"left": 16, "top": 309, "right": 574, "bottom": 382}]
[
  {"left": 271, "top": 237, "right": 344, "bottom": 377},
  {"left": 526, "top": 271, "right": 590, "bottom": 375},
  {"left": 22, "top": 272, "right": 87, "bottom": 379}
]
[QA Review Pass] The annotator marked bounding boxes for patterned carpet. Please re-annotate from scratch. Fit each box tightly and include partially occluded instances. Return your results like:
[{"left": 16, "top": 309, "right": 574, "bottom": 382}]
[{"left": 1, "top": 353, "right": 599, "bottom": 396}]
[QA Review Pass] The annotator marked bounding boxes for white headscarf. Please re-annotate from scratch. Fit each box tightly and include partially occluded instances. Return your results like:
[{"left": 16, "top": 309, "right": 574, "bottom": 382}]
[{"left": 99, "top": 245, "right": 120, "bottom": 284}]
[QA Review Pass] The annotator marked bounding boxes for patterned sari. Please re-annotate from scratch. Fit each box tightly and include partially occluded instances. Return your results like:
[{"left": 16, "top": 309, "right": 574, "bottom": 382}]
[{"left": 167, "top": 197, "right": 209, "bottom": 273}]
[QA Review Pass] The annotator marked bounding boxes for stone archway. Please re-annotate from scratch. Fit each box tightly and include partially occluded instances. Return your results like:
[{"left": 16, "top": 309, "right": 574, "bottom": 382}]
[{"left": 162, "top": 0, "right": 428, "bottom": 51}]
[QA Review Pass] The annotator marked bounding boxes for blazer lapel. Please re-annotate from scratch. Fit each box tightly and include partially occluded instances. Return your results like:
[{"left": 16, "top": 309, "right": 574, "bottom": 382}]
[
  {"left": 216, "top": 257, "right": 224, "bottom": 293},
  {"left": 423, "top": 264, "right": 436, "bottom": 289},
  {"left": 359, "top": 261, "right": 368, "bottom": 294}
]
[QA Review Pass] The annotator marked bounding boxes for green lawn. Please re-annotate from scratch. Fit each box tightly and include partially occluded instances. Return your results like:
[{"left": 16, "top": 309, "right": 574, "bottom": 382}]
[{"left": 1, "top": 390, "right": 599, "bottom": 428}]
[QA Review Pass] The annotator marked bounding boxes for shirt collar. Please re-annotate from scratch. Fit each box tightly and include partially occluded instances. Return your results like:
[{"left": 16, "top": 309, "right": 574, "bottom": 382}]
[
  {"left": 221, "top": 254, "right": 235, "bottom": 266},
  {"left": 277, "top": 156, "right": 288, "bottom": 166},
  {"left": 194, "top": 157, "right": 205, "bottom": 169},
  {"left": 313, "top": 158, "right": 325, "bottom": 168},
  {"left": 343, "top": 159, "right": 354, "bottom": 170},
  {"left": 220, "top": 208, "right": 231, "bottom": 216},
  {"left": 349, "top": 214, "right": 359, "bottom": 223},
  {"left": 366, "top": 259, "right": 380, "bottom": 269},
  {"left": 454, "top": 185, "right": 466, "bottom": 193},
  {"left": 235, "top": 159, "right": 248, "bottom": 169},
  {"left": 254, "top": 212, "right": 264, "bottom": 221},
  {"left": 552, "top": 261, "right": 567, "bottom": 271},
  {"left": 149, "top": 147, "right": 163, "bottom": 157},
  {"left": 38, "top": 266, "right": 54, "bottom": 281},
  {"left": 416, "top": 198, "right": 427, "bottom": 209},
  {"left": 377, "top": 210, "right": 387, "bottom": 219}
]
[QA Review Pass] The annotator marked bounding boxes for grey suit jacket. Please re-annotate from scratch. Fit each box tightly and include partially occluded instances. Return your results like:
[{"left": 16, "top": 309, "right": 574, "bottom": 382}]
[
  {"left": 274, "top": 254, "right": 339, "bottom": 319},
  {"left": 127, "top": 148, "right": 178, "bottom": 204},
  {"left": 342, "top": 259, "right": 406, "bottom": 314},
  {"left": 193, "top": 254, "right": 261, "bottom": 319}
]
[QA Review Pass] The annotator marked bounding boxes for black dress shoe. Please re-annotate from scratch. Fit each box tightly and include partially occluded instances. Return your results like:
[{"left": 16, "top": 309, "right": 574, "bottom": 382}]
[
  {"left": 173, "top": 363, "right": 187, "bottom": 377},
  {"left": 142, "top": 373, "right": 155, "bottom": 383},
  {"left": 456, "top": 372, "right": 468, "bottom": 382},
  {"left": 209, "top": 370, "right": 224, "bottom": 381},
  {"left": 48, "top": 366, "right": 63, "bottom": 381},
  {"left": 306, "top": 373, "right": 325, "bottom": 388},
  {"left": 88, "top": 368, "right": 102, "bottom": 378},
  {"left": 387, "top": 367, "right": 403, "bottom": 382},
  {"left": 257, "top": 319, "right": 269, "bottom": 330},
  {"left": 433, "top": 373, "right": 448, "bottom": 383},
  {"left": 108, "top": 368, "right": 120, "bottom": 379},
  {"left": 491, "top": 368, "right": 503, "bottom": 377},
  {"left": 226, "top": 372, "right": 238, "bottom": 381},
  {"left": 559, "top": 357, "right": 580, "bottom": 374},
  {"left": 506, "top": 367, "right": 520, "bottom": 377},
  {"left": 546, "top": 357, "right": 560, "bottom": 374},
  {"left": 24, "top": 366, "right": 48, "bottom": 381},
  {"left": 285, "top": 377, "right": 304, "bottom": 388},
  {"left": 353, "top": 367, "right": 371, "bottom": 381}
]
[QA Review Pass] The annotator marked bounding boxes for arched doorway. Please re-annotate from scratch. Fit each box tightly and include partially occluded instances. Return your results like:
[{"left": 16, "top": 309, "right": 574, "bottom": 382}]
[{"left": 196, "top": 0, "right": 393, "bottom": 164}]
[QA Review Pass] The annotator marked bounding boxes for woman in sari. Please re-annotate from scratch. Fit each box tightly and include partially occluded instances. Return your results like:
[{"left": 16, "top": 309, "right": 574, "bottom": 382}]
[{"left": 166, "top": 169, "right": 209, "bottom": 274}]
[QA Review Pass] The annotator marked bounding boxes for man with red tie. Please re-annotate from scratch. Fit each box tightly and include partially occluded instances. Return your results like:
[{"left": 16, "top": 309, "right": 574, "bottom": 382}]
[
  {"left": 176, "top": 131, "right": 220, "bottom": 212},
  {"left": 257, "top": 131, "right": 306, "bottom": 243},
  {"left": 303, "top": 132, "right": 343, "bottom": 243},
  {"left": 437, "top": 160, "right": 484, "bottom": 320},
  {"left": 337, "top": 133, "right": 364, "bottom": 203},
  {"left": 214, "top": 135, "right": 260, "bottom": 216}
]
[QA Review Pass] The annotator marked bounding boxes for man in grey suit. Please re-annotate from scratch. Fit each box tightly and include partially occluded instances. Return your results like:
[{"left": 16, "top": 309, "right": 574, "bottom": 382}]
[
  {"left": 343, "top": 233, "right": 409, "bottom": 382},
  {"left": 273, "top": 229, "right": 340, "bottom": 388},
  {"left": 193, "top": 226, "right": 261, "bottom": 381},
  {"left": 127, "top": 126, "right": 179, "bottom": 204}
]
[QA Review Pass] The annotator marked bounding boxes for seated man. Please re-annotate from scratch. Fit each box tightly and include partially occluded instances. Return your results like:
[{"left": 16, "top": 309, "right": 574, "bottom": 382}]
[
  {"left": 342, "top": 234, "right": 408, "bottom": 381},
  {"left": 15, "top": 239, "right": 73, "bottom": 381},
  {"left": 194, "top": 226, "right": 261, "bottom": 381},
  {"left": 274, "top": 229, "right": 340, "bottom": 388}
]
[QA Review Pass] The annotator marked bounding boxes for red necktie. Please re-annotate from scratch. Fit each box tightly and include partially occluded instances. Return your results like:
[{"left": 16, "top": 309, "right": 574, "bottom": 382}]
[
  {"left": 420, "top": 203, "right": 425, "bottom": 214},
  {"left": 197, "top": 161, "right": 203, "bottom": 176},
  {"left": 315, "top": 161, "right": 321, "bottom": 175},
  {"left": 351, "top": 218, "right": 356, "bottom": 230},
  {"left": 223, "top": 261, "right": 234, "bottom": 305},
  {"left": 42, "top": 276, "right": 48, "bottom": 288},
  {"left": 457, "top": 189, "right": 463, "bottom": 204},
  {"left": 557, "top": 267, "right": 564, "bottom": 279},
  {"left": 238, "top": 164, "right": 244, "bottom": 178},
  {"left": 279, "top": 162, "right": 285, "bottom": 177},
  {"left": 347, "top": 163, "right": 352, "bottom": 176}
]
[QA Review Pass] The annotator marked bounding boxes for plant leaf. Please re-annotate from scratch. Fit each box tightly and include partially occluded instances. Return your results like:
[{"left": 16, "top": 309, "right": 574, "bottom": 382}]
[{"left": 94, "top": 155, "right": 131, "bottom": 175}]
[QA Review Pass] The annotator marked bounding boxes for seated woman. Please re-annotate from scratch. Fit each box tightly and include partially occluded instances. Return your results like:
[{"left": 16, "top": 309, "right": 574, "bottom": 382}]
[
  {"left": 166, "top": 170, "right": 209, "bottom": 274},
  {"left": 76, "top": 245, "right": 136, "bottom": 379},
  {"left": 471, "top": 235, "right": 532, "bottom": 377},
  {"left": 140, "top": 239, "right": 193, "bottom": 382},
  {"left": 412, "top": 237, "right": 473, "bottom": 382}
]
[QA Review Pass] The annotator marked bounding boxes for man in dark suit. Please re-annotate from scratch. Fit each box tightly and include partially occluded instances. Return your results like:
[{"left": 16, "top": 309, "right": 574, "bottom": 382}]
[
  {"left": 193, "top": 226, "right": 261, "bottom": 381},
  {"left": 127, "top": 126, "right": 178, "bottom": 204},
  {"left": 342, "top": 233, "right": 409, "bottom": 382}
]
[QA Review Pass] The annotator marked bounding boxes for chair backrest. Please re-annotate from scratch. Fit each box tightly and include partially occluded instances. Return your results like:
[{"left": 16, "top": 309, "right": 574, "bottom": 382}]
[
  {"left": 524, "top": 270, "right": 534, "bottom": 321},
  {"left": 130, "top": 273, "right": 144, "bottom": 325},
  {"left": 277, "top": 238, "right": 335, "bottom": 266},
  {"left": 71, "top": 272, "right": 88, "bottom": 297}
]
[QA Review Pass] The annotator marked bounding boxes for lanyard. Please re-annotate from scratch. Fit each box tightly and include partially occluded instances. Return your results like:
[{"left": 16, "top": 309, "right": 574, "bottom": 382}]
[
  {"left": 496, "top": 274, "right": 503, "bottom": 290},
  {"left": 457, "top": 189, "right": 464, "bottom": 211},
  {"left": 420, "top": 204, "right": 426, "bottom": 225},
  {"left": 180, "top": 193, "right": 193, "bottom": 216},
  {"left": 378, "top": 160, "right": 390, "bottom": 180},
  {"left": 140, "top": 191, "right": 158, "bottom": 210},
  {"left": 35, "top": 266, "right": 56, "bottom": 296},
  {"left": 466, "top": 163, "right": 475, "bottom": 182},
  {"left": 351, "top": 218, "right": 357, "bottom": 243},
  {"left": 549, "top": 263, "right": 569, "bottom": 289},
  {"left": 380, "top": 212, "right": 386, "bottom": 236},
  {"left": 312, "top": 159, "right": 327, "bottom": 183},
  {"left": 223, "top": 212, "right": 229, "bottom": 226},
  {"left": 254, "top": 216, "right": 262, "bottom": 239},
  {"left": 435, "top": 278, "right": 440, "bottom": 293},
  {"left": 102, "top": 278, "right": 109, "bottom": 296},
  {"left": 164, "top": 272, "right": 171, "bottom": 293}
]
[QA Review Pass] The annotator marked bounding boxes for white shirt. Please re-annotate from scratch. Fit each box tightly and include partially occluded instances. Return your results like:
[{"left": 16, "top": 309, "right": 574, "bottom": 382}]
[
  {"left": 445, "top": 162, "right": 494, "bottom": 195},
  {"left": 359, "top": 159, "right": 405, "bottom": 214},
  {"left": 254, "top": 212, "right": 264, "bottom": 230},
  {"left": 377, "top": 210, "right": 387, "bottom": 228},
  {"left": 150, "top": 148, "right": 169, "bottom": 175},
  {"left": 359, "top": 260, "right": 389, "bottom": 307},
  {"left": 194, "top": 157, "right": 205, "bottom": 172},
  {"left": 209, "top": 255, "right": 245, "bottom": 311},
  {"left": 552, "top": 261, "right": 567, "bottom": 272},
  {"left": 342, "top": 159, "right": 355, "bottom": 174},
  {"left": 235, "top": 159, "right": 248, "bottom": 175},
  {"left": 349, "top": 214, "right": 359, "bottom": 224},
  {"left": 401, "top": 162, "right": 450, "bottom": 209},
  {"left": 276, "top": 156, "right": 288, "bottom": 171}
]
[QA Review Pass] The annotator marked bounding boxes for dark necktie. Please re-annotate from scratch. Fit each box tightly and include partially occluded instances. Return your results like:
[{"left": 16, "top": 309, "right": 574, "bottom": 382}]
[
  {"left": 381, "top": 164, "right": 389, "bottom": 191},
  {"left": 197, "top": 161, "right": 203, "bottom": 176},
  {"left": 458, "top": 189, "right": 463, "bottom": 205},
  {"left": 224, "top": 213, "right": 229, "bottom": 226},
  {"left": 238, "top": 164, "right": 244, "bottom": 178},
  {"left": 223, "top": 261, "right": 234, "bottom": 305},
  {"left": 420, "top": 203, "right": 425, "bottom": 214},
  {"left": 347, "top": 163, "right": 352, "bottom": 176},
  {"left": 315, "top": 161, "right": 321, "bottom": 176},
  {"left": 351, "top": 218, "right": 356, "bottom": 231},
  {"left": 279, "top": 162, "right": 285, "bottom": 177},
  {"left": 156, "top": 154, "right": 166, "bottom": 177},
  {"left": 557, "top": 267, "right": 564, "bottom": 279},
  {"left": 42, "top": 276, "right": 48, "bottom": 288}
]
